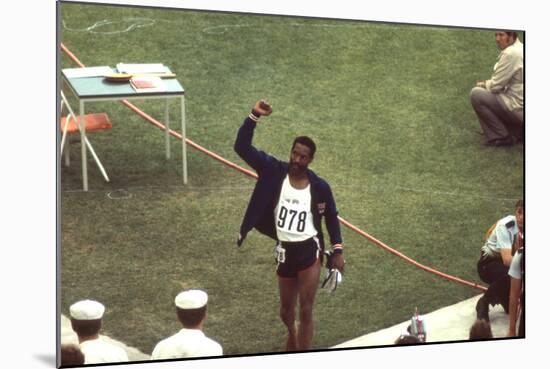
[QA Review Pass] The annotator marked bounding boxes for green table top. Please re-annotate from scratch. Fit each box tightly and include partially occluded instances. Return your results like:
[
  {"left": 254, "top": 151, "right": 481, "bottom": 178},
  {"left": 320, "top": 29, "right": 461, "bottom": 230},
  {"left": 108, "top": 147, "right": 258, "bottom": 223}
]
[{"left": 62, "top": 73, "right": 185, "bottom": 99}]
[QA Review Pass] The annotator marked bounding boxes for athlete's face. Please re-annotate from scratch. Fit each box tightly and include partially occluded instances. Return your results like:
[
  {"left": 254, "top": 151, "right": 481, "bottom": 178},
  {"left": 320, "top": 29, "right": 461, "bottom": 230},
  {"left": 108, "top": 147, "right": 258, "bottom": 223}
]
[
  {"left": 495, "top": 32, "right": 514, "bottom": 50},
  {"left": 289, "top": 143, "right": 313, "bottom": 176},
  {"left": 515, "top": 206, "right": 524, "bottom": 232}
]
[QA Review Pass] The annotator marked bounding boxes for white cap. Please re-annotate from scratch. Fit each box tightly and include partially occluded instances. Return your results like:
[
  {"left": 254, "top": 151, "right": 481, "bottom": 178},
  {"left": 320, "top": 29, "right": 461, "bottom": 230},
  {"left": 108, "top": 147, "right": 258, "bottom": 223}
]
[
  {"left": 69, "top": 300, "right": 105, "bottom": 320},
  {"left": 175, "top": 289, "right": 208, "bottom": 309}
]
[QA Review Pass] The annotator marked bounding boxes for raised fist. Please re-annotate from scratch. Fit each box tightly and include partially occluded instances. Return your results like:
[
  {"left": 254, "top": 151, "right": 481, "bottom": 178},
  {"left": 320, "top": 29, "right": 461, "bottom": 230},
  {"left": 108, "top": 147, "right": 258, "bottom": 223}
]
[{"left": 252, "top": 99, "right": 273, "bottom": 117}]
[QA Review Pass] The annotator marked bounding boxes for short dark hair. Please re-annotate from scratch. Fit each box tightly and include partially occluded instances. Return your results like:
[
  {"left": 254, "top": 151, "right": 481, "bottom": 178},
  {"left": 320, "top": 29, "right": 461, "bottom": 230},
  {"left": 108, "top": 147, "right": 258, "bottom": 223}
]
[
  {"left": 505, "top": 31, "right": 518, "bottom": 40},
  {"left": 70, "top": 318, "right": 102, "bottom": 338},
  {"left": 469, "top": 319, "right": 493, "bottom": 339},
  {"left": 176, "top": 306, "right": 207, "bottom": 328},
  {"left": 61, "top": 344, "right": 85, "bottom": 366},
  {"left": 515, "top": 199, "right": 524, "bottom": 210},
  {"left": 395, "top": 334, "right": 421, "bottom": 345},
  {"left": 292, "top": 136, "right": 316, "bottom": 157}
]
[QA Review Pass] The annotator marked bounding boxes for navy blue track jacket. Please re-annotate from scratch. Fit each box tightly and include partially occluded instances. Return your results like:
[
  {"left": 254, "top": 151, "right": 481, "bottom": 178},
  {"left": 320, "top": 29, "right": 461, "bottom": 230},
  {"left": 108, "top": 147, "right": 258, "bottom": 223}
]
[{"left": 234, "top": 116, "right": 343, "bottom": 252}]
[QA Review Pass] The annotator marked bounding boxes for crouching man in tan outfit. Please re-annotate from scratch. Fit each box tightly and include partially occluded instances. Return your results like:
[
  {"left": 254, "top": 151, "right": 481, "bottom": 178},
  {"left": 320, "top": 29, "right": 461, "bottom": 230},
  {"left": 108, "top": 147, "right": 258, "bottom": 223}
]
[{"left": 470, "top": 31, "right": 523, "bottom": 146}]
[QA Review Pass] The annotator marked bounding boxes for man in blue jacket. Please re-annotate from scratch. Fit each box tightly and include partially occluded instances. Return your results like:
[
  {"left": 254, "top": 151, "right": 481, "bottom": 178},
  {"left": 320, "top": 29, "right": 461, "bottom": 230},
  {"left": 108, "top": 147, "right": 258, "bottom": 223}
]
[{"left": 234, "top": 100, "right": 345, "bottom": 351}]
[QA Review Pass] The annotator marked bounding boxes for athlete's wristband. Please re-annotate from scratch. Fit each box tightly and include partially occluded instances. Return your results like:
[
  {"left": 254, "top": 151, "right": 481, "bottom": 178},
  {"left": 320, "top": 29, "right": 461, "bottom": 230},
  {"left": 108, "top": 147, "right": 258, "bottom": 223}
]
[
  {"left": 332, "top": 244, "right": 343, "bottom": 254},
  {"left": 249, "top": 110, "right": 260, "bottom": 121}
]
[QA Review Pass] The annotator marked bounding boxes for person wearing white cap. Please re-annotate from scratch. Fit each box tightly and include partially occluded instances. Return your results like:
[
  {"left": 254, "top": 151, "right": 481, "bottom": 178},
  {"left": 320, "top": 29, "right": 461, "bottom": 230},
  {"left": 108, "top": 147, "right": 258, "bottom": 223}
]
[
  {"left": 151, "top": 289, "right": 223, "bottom": 360},
  {"left": 69, "top": 299, "right": 129, "bottom": 364}
]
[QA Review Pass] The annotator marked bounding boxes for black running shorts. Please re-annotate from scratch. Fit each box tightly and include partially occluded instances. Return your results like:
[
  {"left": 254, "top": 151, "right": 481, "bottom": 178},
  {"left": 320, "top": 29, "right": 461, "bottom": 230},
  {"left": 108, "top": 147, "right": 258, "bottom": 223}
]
[{"left": 276, "top": 237, "right": 320, "bottom": 278}]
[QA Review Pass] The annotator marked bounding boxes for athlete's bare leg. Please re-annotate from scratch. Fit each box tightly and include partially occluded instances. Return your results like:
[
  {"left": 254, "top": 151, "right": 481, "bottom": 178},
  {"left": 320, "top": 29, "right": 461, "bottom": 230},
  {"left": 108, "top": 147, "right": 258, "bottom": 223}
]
[
  {"left": 296, "top": 258, "right": 321, "bottom": 349},
  {"left": 278, "top": 276, "right": 299, "bottom": 351}
]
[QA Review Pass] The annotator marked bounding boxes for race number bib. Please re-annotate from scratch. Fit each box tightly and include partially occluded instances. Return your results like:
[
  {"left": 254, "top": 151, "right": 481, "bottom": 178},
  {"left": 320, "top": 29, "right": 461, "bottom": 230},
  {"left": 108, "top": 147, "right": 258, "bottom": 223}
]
[
  {"left": 275, "top": 176, "right": 317, "bottom": 242},
  {"left": 277, "top": 205, "right": 308, "bottom": 233}
]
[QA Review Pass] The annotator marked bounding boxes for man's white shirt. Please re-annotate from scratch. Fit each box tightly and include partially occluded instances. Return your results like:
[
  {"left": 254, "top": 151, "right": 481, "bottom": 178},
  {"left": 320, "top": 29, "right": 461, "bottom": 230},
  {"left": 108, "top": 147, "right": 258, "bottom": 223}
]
[
  {"left": 151, "top": 328, "right": 222, "bottom": 359},
  {"left": 481, "top": 215, "right": 518, "bottom": 258},
  {"left": 79, "top": 337, "right": 129, "bottom": 364}
]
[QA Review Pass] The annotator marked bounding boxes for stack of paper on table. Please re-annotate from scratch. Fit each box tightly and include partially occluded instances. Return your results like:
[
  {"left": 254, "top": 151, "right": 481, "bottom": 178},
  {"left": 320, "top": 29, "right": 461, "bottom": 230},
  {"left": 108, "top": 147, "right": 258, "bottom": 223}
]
[
  {"left": 116, "top": 63, "right": 172, "bottom": 75},
  {"left": 130, "top": 75, "right": 165, "bottom": 93},
  {"left": 63, "top": 66, "right": 114, "bottom": 78}
]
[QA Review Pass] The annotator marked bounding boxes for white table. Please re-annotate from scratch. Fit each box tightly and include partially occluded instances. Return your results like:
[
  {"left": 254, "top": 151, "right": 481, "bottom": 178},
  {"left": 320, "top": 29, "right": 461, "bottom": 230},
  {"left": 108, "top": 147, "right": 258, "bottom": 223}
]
[{"left": 61, "top": 70, "right": 187, "bottom": 191}]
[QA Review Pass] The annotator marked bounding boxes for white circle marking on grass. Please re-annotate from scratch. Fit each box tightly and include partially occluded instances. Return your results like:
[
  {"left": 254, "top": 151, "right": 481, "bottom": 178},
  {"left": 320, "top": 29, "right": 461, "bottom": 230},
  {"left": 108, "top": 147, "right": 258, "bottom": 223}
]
[
  {"left": 62, "top": 18, "right": 156, "bottom": 34},
  {"left": 107, "top": 189, "right": 132, "bottom": 200}
]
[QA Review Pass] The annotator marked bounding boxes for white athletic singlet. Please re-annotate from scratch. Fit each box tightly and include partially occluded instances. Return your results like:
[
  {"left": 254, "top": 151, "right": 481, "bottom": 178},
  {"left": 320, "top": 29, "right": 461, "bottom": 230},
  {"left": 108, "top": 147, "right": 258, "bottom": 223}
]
[{"left": 274, "top": 175, "right": 317, "bottom": 242}]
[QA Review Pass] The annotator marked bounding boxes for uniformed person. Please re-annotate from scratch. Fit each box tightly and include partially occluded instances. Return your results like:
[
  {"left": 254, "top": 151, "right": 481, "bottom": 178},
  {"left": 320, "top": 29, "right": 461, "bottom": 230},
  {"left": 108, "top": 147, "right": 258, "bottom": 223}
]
[
  {"left": 476, "top": 199, "right": 524, "bottom": 321},
  {"left": 151, "top": 289, "right": 222, "bottom": 359},
  {"left": 69, "top": 299, "right": 129, "bottom": 364}
]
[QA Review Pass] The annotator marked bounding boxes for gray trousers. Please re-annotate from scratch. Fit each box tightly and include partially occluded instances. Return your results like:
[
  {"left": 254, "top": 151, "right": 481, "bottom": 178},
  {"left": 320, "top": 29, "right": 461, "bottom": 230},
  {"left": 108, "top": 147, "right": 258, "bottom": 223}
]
[{"left": 470, "top": 87, "right": 524, "bottom": 143}]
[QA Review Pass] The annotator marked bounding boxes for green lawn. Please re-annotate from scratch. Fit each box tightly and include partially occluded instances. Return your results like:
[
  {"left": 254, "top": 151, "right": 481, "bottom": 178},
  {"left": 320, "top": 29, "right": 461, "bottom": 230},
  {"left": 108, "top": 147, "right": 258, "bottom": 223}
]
[{"left": 59, "top": 3, "right": 523, "bottom": 357}]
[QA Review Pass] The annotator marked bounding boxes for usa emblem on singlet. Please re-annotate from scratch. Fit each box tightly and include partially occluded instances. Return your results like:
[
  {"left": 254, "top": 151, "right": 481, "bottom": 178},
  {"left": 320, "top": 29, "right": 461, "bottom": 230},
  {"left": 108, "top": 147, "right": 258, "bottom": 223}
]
[{"left": 317, "top": 203, "right": 326, "bottom": 214}]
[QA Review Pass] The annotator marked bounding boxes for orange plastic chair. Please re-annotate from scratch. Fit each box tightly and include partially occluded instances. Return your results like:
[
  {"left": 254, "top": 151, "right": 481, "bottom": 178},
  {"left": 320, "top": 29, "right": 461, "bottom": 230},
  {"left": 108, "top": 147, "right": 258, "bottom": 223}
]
[
  {"left": 60, "top": 91, "right": 112, "bottom": 182},
  {"left": 60, "top": 113, "right": 112, "bottom": 134}
]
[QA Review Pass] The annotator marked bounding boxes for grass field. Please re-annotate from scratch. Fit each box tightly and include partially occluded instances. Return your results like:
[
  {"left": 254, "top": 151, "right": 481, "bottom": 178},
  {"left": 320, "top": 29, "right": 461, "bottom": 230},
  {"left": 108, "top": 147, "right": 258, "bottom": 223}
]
[{"left": 59, "top": 2, "right": 524, "bottom": 358}]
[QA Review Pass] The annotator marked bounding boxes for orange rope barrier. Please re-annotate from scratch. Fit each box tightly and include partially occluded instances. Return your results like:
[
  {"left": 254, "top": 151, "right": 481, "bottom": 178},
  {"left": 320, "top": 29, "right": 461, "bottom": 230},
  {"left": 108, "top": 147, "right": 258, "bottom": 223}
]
[
  {"left": 60, "top": 43, "right": 487, "bottom": 292},
  {"left": 338, "top": 217, "right": 487, "bottom": 291}
]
